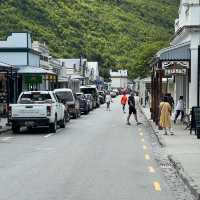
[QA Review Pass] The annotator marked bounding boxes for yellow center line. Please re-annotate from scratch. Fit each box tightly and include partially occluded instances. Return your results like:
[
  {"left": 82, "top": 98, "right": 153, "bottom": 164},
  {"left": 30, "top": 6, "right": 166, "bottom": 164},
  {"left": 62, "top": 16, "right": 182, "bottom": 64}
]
[
  {"left": 139, "top": 132, "right": 144, "bottom": 136},
  {"left": 145, "top": 154, "right": 150, "bottom": 160},
  {"left": 153, "top": 182, "right": 161, "bottom": 191},
  {"left": 141, "top": 138, "right": 145, "bottom": 143},
  {"left": 148, "top": 166, "right": 155, "bottom": 173},
  {"left": 139, "top": 128, "right": 142, "bottom": 132},
  {"left": 142, "top": 145, "right": 147, "bottom": 150}
]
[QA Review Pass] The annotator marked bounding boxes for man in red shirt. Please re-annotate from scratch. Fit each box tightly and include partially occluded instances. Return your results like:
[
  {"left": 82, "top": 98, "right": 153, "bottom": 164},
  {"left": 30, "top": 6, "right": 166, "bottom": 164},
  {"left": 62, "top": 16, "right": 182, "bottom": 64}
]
[{"left": 121, "top": 93, "right": 128, "bottom": 113}]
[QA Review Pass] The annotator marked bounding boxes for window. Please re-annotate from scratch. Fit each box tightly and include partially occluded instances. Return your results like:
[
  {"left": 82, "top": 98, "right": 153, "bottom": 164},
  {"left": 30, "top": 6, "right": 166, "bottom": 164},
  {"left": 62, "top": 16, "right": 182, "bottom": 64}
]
[{"left": 19, "top": 93, "right": 52, "bottom": 104}]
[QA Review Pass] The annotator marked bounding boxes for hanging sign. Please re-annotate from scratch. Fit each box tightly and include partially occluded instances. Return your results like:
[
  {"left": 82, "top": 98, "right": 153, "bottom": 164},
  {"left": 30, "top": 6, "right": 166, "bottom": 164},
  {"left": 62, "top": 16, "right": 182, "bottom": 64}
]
[
  {"left": 162, "top": 61, "right": 189, "bottom": 76},
  {"left": 165, "top": 68, "right": 187, "bottom": 76}
]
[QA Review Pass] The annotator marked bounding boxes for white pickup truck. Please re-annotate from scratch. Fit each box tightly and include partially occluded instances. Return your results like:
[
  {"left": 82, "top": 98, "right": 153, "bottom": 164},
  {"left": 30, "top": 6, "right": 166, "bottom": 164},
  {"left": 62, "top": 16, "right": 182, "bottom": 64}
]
[{"left": 9, "top": 91, "right": 66, "bottom": 133}]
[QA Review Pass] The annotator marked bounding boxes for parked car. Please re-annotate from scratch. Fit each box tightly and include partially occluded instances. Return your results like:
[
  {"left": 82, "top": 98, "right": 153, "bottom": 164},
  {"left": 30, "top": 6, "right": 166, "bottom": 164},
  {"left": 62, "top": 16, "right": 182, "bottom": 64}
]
[
  {"left": 98, "top": 91, "right": 106, "bottom": 104},
  {"left": 54, "top": 88, "right": 80, "bottom": 119},
  {"left": 85, "top": 94, "right": 94, "bottom": 111},
  {"left": 9, "top": 91, "right": 66, "bottom": 133},
  {"left": 76, "top": 93, "right": 90, "bottom": 115},
  {"left": 110, "top": 91, "right": 117, "bottom": 98},
  {"left": 112, "top": 89, "right": 119, "bottom": 96},
  {"left": 80, "top": 85, "right": 100, "bottom": 108}
]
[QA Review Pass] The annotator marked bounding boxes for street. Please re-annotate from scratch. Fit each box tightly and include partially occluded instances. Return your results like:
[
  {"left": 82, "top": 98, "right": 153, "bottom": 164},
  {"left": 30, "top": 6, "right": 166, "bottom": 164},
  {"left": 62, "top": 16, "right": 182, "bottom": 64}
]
[{"left": 0, "top": 98, "right": 185, "bottom": 200}]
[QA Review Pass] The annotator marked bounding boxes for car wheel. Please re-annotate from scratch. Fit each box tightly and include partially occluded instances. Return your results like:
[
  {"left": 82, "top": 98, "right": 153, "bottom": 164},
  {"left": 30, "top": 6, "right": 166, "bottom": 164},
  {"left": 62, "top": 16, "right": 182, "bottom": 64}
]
[
  {"left": 12, "top": 124, "right": 20, "bottom": 134},
  {"left": 49, "top": 116, "right": 57, "bottom": 133},
  {"left": 84, "top": 109, "right": 88, "bottom": 115},
  {"left": 65, "top": 111, "right": 70, "bottom": 122},
  {"left": 60, "top": 117, "right": 66, "bottom": 128}
]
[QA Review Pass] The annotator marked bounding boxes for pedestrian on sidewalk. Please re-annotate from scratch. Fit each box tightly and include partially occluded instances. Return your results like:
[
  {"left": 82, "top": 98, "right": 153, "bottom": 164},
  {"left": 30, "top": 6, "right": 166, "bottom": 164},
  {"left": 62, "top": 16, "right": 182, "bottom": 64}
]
[
  {"left": 159, "top": 96, "right": 173, "bottom": 135},
  {"left": 127, "top": 92, "right": 141, "bottom": 126},
  {"left": 174, "top": 96, "right": 185, "bottom": 123},
  {"left": 121, "top": 92, "right": 128, "bottom": 113},
  {"left": 105, "top": 92, "right": 112, "bottom": 111}
]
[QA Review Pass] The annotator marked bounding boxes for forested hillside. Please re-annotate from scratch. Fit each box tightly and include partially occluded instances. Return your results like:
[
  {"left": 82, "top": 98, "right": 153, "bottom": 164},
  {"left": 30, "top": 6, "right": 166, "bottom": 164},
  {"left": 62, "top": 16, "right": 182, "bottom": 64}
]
[{"left": 0, "top": 0, "right": 179, "bottom": 79}]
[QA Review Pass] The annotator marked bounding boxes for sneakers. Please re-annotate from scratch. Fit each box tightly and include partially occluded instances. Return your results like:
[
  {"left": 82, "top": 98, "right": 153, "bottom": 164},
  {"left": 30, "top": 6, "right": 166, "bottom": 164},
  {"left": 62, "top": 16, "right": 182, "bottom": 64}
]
[
  {"left": 137, "top": 122, "right": 142, "bottom": 126},
  {"left": 127, "top": 122, "right": 131, "bottom": 125}
]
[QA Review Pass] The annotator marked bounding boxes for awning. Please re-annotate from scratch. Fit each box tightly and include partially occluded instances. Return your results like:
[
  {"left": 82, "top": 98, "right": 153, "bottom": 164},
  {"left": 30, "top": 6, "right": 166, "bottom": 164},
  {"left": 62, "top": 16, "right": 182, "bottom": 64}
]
[
  {"left": 0, "top": 61, "right": 17, "bottom": 72},
  {"left": 156, "top": 42, "right": 191, "bottom": 61},
  {"left": 17, "top": 66, "right": 55, "bottom": 75}
]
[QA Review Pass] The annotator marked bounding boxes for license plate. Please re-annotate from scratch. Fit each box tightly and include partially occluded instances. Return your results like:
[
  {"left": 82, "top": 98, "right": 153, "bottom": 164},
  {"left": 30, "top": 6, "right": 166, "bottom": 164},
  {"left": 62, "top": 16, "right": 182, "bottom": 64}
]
[{"left": 25, "top": 121, "right": 34, "bottom": 126}]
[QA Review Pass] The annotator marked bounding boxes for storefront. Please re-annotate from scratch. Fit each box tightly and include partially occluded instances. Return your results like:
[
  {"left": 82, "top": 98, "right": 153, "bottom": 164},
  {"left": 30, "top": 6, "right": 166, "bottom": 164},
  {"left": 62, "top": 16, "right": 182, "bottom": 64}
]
[
  {"left": 17, "top": 66, "right": 57, "bottom": 92},
  {"left": 151, "top": 43, "right": 191, "bottom": 125},
  {"left": 0, "top": 62, "right": 17, "bottom": 116}
]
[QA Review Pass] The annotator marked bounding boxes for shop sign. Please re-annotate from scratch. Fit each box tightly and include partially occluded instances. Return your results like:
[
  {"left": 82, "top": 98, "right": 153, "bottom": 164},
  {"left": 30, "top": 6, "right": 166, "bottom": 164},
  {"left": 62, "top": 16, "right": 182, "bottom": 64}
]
[
  {"left": 24, "top": 75, "right": 43, "bottom": 84},
  {"left": 162, "top": 61, "right": 189, "bottom": 69},
  {"left": 162, "top": 61, "right": 189, "bottom": 76},
  {"left": 45, "top": 75, "right": 56, "bottom": 82},
  {"left": 165, "top": 68, "right": 187, "bottom": 76}
]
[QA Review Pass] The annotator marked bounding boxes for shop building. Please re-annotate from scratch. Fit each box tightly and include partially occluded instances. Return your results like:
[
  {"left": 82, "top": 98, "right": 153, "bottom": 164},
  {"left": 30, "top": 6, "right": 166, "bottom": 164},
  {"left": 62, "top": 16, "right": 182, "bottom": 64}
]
[
  {"left": 0, "top": 32, "right": 55, "bottom": 93},
  {"left": 151, "top": 0, "right": 200, "bottom": 124}
]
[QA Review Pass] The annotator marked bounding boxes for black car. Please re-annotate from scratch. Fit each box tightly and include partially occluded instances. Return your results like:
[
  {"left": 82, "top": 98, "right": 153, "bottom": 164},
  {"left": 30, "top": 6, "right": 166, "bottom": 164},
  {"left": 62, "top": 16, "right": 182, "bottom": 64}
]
[{"left": 76, "top": 93, "right": 90, "bottom": 115}]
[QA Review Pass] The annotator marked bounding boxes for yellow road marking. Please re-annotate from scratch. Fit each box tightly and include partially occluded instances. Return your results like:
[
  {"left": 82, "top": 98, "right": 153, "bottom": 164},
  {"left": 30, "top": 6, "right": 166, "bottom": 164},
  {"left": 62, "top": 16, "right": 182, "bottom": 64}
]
[
  {"left": 153, "top": 182, "right": 161, "bottom": 191},
  {"left": 145, "top": 154, "right": 150, "bottom": 160},
  {"left": 139, "top": 128, "right": 142, "bottom": 132},
  {"left": 148, "top": 166, "right": 155, "bottom": 173},
  {"left": 143, "top": 145, "right": 147, "bottom": 150},
  {"left": 139, "top": 132, "right": 144, "bottom": 136},
  {"left": 141, "top": 138, "right": 145, "bottom": 143}
]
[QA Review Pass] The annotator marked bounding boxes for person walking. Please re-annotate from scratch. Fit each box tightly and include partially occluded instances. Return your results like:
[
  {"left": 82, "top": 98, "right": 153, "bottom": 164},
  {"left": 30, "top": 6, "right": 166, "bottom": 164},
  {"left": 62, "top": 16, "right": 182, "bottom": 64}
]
[
  {"left": 105, "top": 92, "right": 112, "bottom": 111},
  {"left": 174, "top": 96, "right": 185, "bottom": 123},
  {"left": 121, "top": 92, "right": 128, "bottom": 113},
  {"left": 159, "top": 96, "right": 173, "bottom": 135},
  {"left": 127, "top": 92, "right": 141, "bottom": 125}
]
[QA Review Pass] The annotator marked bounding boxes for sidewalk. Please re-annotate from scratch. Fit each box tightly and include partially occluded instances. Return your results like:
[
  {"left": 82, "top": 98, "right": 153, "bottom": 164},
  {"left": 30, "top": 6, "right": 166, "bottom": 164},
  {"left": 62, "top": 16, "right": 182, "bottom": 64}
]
[
  {"left": 141, "top": 106, "right": 200, "bottom": 199},
  {"left": 0, "top": 117, "right": 11, "bottom": 133}
]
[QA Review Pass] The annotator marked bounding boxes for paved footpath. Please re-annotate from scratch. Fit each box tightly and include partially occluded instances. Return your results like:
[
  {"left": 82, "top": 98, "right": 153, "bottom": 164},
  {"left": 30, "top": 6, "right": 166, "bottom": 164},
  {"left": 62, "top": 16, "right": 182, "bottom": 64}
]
[
  {"left": 0, "top": 97, "right": 177, "bottom": 200},
  {"left": 142, "top": 106, "right": 200, "bottom": 199}
]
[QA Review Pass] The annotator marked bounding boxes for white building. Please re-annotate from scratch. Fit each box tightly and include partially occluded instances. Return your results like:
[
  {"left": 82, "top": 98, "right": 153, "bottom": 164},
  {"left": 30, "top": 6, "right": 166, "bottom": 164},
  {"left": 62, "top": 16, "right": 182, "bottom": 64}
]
[
  {"left": 59, "top": 58, "right": 87, "bottom": 85},
  {"left": 0, "top": 32, "right": 55, "bottom": 92},
  {"left": 110, "top": 69, "right": 128, "bottom": 89},
  {"left": 32, "top": 41, "right": 60, "bottom": 90},
  {"left": 155, "top": 0, "right": 200, "bottom": 110}
]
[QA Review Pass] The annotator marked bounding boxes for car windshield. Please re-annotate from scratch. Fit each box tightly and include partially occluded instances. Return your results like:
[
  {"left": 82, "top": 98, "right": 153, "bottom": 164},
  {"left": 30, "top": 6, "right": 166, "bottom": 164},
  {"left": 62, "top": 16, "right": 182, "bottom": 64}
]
[
  {"left": 81, "top": 88, "right": 97, "bottom": 97},
  {"left": 19, "top": 93, "right": 52, "bottom": 104},
  {"left": 76, "top": 94, "right": 84, "bottom": 98},
  {"left": 55, "top": 91, "right": 73, "bottom": 102}
]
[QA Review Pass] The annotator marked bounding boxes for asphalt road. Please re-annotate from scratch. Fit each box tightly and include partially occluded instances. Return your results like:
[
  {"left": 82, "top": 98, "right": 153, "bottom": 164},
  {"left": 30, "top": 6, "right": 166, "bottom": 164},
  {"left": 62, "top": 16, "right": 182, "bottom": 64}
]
[{"left": 0, "top": 97, "right": 175, "bottom": 200}]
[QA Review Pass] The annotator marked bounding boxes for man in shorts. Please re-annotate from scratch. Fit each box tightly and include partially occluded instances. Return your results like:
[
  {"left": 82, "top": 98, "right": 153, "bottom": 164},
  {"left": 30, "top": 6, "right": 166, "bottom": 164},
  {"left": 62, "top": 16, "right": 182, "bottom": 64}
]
[{"left": 127, "top": 92, "right": 141, "bottom": 125}]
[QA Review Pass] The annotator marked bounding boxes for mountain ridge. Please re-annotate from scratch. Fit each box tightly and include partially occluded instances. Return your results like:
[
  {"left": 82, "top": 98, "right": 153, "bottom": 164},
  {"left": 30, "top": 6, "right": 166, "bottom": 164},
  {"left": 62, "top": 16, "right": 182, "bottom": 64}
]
[{"left": 0, "top": 0, "right": 179, "bottom": 79}]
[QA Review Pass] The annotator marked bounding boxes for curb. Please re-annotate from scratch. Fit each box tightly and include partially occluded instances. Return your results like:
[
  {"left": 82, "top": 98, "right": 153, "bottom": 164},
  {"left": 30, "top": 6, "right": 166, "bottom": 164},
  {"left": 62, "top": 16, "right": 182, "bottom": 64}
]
[
  {"left": 139, "top": 106, "right": 165, "bottom": 147},
  {"left": 168, "top": 155, "right": 200, "bottom": 200},
  {"left": 0, "top": 127, "right": 11, "bottom": 134}
]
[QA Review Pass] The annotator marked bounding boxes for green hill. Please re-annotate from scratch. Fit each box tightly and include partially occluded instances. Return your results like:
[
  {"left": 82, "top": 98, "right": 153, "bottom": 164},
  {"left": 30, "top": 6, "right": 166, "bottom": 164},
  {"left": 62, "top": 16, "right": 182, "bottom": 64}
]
[{"left": 0, "top": 0, "right": 179, "bottom": 79}]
